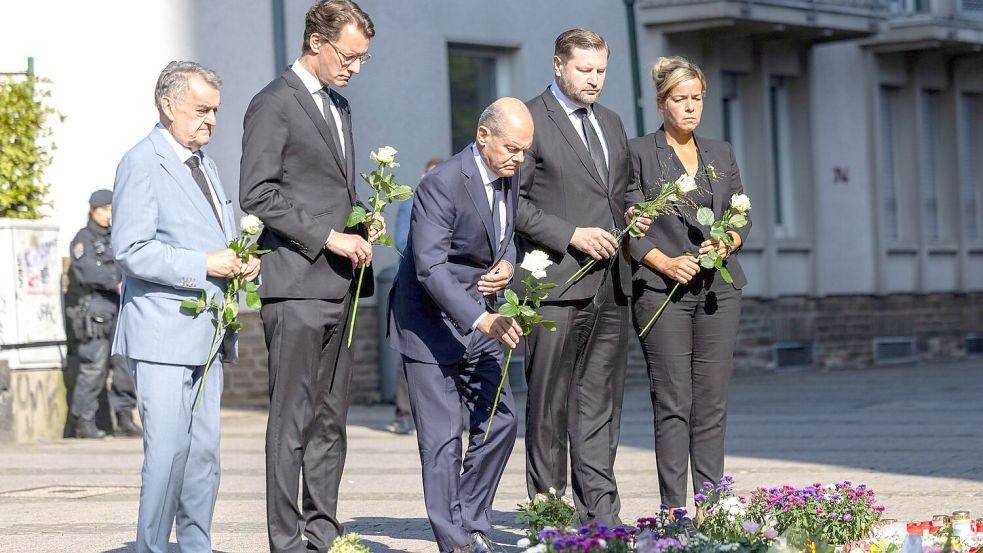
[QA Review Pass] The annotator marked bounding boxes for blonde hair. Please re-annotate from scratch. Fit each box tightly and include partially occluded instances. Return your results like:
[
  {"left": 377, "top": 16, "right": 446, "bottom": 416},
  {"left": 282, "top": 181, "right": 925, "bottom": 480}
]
[{"left": 651, "top": 57, "right": 707, "bottom": 106}]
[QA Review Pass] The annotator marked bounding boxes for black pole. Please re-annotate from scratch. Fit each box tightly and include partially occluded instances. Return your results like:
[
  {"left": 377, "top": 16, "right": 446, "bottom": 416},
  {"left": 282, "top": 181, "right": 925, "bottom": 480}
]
[{"left": 624, "top": 0, "right": 645, "bottom": 137}]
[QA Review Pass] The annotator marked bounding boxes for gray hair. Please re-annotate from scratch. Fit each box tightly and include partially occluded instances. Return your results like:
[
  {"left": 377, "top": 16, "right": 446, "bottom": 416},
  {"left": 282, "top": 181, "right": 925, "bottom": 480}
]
[{"left": 154, "top": 61, "right": 221, "bottom": 108}]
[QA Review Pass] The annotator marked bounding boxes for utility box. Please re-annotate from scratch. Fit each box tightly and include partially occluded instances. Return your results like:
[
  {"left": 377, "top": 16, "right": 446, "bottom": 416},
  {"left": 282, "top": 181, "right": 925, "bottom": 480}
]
[
  {"left": 0, "top": 218, "right": 66, "bottom": 367},
  {"left": 0, "top": 218, "right": 68, "bottom": 443}
]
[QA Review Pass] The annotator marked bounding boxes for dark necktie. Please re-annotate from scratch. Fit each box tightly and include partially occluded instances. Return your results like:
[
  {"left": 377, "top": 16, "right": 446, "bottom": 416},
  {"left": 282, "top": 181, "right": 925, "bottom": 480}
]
[
  {"left": 490, "top": 178, "right": 505, "bottom": 252},
  {"left": 317, "top": 88, "right": 346, "bottom": 161},
  {"left": 184, "top": 155, "right": 222, "bottom": 227},
  {"left": 575, "top": 107, "right": 609, "bottom": 186}
]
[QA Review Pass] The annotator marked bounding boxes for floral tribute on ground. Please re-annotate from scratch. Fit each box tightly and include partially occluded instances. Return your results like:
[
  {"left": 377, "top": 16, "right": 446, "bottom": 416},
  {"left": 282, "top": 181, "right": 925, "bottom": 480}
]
[{"left": 516, "top": 477, "right": 982, "bottom": 553}]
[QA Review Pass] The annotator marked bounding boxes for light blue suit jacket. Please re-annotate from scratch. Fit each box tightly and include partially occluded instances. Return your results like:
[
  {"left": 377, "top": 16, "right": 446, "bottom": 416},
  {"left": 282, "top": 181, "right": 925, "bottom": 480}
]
[{"left": 111, "top": 127, "right": 239, "bottom": 366}]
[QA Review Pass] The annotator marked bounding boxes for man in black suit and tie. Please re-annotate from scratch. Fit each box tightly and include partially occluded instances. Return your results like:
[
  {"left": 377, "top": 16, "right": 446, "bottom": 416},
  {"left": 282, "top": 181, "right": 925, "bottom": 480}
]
[
  {"left": 388, "top": 98, "right": 533, "bottom": 553},
  {"left": 516, "top": 28, "right": 650, "bottom": 526},
  {"left": 239, "top": 1, "right": 379, "bottom": 551}
]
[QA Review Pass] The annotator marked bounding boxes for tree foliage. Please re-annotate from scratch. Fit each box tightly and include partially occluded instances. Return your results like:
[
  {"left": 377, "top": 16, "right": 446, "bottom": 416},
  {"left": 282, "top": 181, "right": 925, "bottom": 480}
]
[{"left": 0, "top": 77, "right": 61, "bottom": 219}]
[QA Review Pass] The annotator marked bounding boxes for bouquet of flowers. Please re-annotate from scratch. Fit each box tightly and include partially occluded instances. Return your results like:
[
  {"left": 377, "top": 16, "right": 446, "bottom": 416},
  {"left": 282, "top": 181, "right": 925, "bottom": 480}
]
[
  {"left": 516, "top": 487, "right": 576, "bottom": 542},
  {"left": 345, "top": 146, "right": 413, "bottom": 347},
  {"left": 180, "top": 214, "right": 268, "bottom": 412}
]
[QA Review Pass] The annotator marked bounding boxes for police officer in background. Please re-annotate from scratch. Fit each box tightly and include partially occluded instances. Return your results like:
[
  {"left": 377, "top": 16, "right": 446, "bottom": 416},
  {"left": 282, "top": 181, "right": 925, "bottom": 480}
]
[{"left": 66, "top": 189, "right": 141, "bottom": 439}]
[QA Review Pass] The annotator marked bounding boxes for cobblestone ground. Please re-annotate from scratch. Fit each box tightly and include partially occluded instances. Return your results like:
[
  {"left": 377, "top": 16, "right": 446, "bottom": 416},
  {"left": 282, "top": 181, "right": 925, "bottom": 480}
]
[{"left": 1, "top": 360, "right": 981, "bottom": 552}]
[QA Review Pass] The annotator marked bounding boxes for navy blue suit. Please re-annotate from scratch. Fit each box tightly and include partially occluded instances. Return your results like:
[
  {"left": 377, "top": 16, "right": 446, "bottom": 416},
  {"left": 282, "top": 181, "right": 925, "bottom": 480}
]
[{"left": 388, "top": 146, "right": 517, "bottom": 552}]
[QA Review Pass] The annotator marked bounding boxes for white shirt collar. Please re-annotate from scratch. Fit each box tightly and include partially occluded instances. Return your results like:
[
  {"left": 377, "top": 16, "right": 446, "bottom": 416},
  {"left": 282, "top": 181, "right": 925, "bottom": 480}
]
[
  {"left": 156, "top": 123, "right": 199, "bottom": 163},
  {"left": 550, "top": 81, "right": 591, "bottom": 118},
  {"left": 292, "top": 59, "right": 325, "bottom": 95},
  {"left": 470, "top": 143, "right": 499, "bottom": 185}
]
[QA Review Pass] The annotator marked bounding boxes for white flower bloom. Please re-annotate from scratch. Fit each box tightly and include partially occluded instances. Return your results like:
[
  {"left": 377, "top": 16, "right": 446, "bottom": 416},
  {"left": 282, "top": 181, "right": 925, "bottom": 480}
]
[
  {"left": 517, "top": 538, "right": 531, "bottom": 548},
  {"left": 370, "top": 146, "right": 398, "bottom": 166},
  {"left": 533, "top": 493, "right": 548, "bottom": 504},
  {"left": 520, "top": 250, "right": 553, "bottom": 279},
  {"left": 240, "top": 214, "right": 262, "bottom": 235},
  {"left": 675, "top": 174, "right": 697, "bottom": 194},
  {"left": 730, "top": 193, "right": 752, "bottom": 213},
  {"left": 548, "top": 487, "right": 557, "bottom": 495}
]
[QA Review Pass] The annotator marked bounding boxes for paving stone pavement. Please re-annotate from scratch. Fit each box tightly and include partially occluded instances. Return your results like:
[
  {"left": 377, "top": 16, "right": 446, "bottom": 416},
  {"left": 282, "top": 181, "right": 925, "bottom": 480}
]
[{"left": 1, "top": 360, "right": 981, "bottom": 552}]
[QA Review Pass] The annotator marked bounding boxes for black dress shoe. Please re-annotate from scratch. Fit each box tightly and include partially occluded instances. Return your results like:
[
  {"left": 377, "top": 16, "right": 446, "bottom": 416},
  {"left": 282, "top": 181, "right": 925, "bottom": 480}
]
[
  {"left": 115, "top": 410, "right": 144, "bottom": 437},
  {"left": 470, "top": 532, "right": 496, "bottom": 553},
  {"left": 75, "top": 417, "right": 106, "bottom": 439}
]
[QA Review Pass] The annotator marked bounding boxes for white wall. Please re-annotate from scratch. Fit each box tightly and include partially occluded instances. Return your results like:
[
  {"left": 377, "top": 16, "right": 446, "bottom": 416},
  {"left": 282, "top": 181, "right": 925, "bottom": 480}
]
[{"left": 810, "top": 41, "right": 877, "bottom": 295}]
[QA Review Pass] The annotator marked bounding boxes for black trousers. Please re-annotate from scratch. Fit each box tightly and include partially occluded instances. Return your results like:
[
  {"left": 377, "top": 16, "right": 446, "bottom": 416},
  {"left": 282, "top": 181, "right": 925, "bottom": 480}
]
[
  {"left": 70, "top": 339, "right": 137, "bottom": 420},
  {"left": 403, "top": 334, "right": 517, "bottom": 553},
  {"left": 631, "top": 273, "right": 742, "bottom": 507},
  {"left": 523, "top": 271, "right": 629, "bottom": 526},
  {"left": 261, "top": 297, "right": 352, "bottom": 553}
]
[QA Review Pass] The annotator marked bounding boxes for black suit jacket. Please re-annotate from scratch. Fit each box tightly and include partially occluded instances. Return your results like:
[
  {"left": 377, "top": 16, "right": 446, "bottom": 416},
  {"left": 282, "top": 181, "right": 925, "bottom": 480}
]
[
  {"left": 388, "top": 148, "right": 518, "bottom": 365},
  {"left": 515, "top": 88, "right": 643, "bottom": 301},
  {"left": 240, "top": 67, "right": 373, "bottom": 300},
  {"left": 627, "top": 128, "right": 751, "bottom": 291}
]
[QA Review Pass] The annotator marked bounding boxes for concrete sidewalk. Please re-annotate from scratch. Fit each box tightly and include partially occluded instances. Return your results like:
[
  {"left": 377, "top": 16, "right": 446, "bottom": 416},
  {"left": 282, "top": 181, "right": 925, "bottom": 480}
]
[{"left": 1, "top": 360, "right": 981, "bottom": 552}]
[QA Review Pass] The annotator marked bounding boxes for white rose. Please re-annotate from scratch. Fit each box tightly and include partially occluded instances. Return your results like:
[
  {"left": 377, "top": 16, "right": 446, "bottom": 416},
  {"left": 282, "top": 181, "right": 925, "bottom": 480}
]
[
  {"left": 240, "top": 214, "right": 262, "bottom": 235},
  {"left": 517, "top": 538, "right": 531, "bottom": 548},
  {"left": 730, "top": 193, "right": 752, "bottom": 213},
  {"left": 520, "top": 250, "right": 553, "bottom": 280},
  {"left": 548, "top": 487, "right": 557, "bottom": 495},
  {"left": 370, "top": 146, "right": 398, "bottom": 166},
  {"left": 675, "top": 174, "right": 697, "bottom": 194}
]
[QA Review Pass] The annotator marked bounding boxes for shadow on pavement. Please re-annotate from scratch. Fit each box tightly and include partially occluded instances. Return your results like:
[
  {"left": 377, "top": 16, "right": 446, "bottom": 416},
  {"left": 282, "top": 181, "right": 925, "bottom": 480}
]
[
  {"left": 347, "top": 512, "right": 524, "bottom": 552},
  {"left": 101, "top": 544, "right": 232, "bottom": 553}
]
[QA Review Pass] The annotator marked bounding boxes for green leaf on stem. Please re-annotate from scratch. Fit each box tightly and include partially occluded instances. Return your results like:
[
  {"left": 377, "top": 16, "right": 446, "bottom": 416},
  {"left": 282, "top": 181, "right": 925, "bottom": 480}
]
[
  {"left": 710, "top": 226, "right": 726, "bottom": 241},
  {"left": 347, "top": 206, "right": 367, "bottom": 227},
  {"left": 499, "top": 303, "right": 519, "bottom": 318},
  {"left": 719, "top": 266, "right": 734, "bottom": 284},
  {"left": 541, "top": 320, "right": 557, "bottom": 331},
  {"left": 246, "top": 290, "right": 262, "bottom": 311},
  {"left": 519, "top": 305, "right": 537, "bottom": 318},
  {"left": 389, "top": 185, "right": 413, "bottom": 203},
  {"left": 729, "top": 213, "right": 748, "bottom": 228},
  {"left": 504, "top": 289, "right": 519, "bottom": 305},
  {"left": 180, "top": 298, "right": 204, "bottom": 314},
  {"left": 700, "top": 254, "right": 717, "bottom": 269},
  {"left": 697, "top": 207, "right": 716, "bottom": 226}
]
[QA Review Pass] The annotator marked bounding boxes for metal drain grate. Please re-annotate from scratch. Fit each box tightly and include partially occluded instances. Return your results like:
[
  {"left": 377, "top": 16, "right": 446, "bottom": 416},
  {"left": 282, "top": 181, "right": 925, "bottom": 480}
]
[{"left": 0, "top": 485, "right": 129, "bottom": 499}]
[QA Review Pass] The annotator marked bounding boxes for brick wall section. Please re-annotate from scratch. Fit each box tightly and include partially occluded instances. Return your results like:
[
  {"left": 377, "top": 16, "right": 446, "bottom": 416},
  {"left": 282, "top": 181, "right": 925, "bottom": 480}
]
[
  {"left": 223, "top": 309, "right": 382, "bottom": 409},
  {"left": 225, "top": 293, "right": 983, "bottom": 407}
]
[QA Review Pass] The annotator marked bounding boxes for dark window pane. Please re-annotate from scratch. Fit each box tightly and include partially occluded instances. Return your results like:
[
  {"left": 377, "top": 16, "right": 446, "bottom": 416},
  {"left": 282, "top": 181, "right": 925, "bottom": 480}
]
[{"left": 448, "top": 51, "right": 497, "bottom": 153}]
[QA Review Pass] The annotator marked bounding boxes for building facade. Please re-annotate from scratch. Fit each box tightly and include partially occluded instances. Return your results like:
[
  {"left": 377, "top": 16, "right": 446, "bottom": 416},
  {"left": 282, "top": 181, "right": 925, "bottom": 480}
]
[{"left": 2, "top": 0, "right": 982, "bottom": 410}]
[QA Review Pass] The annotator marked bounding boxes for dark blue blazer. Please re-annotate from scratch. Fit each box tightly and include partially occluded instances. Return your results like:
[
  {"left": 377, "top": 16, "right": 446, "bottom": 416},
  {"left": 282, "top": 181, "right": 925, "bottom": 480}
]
[{"left": 388, "top": 146, "right": 518, "bottom": 365}]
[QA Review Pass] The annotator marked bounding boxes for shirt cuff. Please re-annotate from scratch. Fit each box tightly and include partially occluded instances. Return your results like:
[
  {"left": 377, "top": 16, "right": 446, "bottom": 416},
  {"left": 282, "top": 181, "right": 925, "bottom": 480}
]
[
  {"left": 472, "top": 311, "right": 490, "bottom": 330},
  {"left": 324, "top": 229, "right": 336, "bottom": 249}
]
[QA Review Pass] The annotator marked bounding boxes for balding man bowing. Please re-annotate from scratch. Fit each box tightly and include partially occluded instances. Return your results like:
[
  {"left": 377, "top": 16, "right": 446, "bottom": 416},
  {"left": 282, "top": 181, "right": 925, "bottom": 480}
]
[{"left": 388, "top": 98, "right": 533, "bottom": 553}]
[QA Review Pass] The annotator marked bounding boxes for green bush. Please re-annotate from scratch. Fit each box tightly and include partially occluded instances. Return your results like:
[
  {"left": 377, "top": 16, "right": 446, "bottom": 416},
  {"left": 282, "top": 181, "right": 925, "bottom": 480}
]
[{"left": 0, "top": 76, "right": 61, "bottom": 219}]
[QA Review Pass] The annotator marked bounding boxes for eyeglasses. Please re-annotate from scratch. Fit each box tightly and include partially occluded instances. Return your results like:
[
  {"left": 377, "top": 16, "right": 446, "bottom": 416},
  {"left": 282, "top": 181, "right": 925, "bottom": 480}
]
[{"left": 325, "top": 39, "right": 371, "bottom": 67}]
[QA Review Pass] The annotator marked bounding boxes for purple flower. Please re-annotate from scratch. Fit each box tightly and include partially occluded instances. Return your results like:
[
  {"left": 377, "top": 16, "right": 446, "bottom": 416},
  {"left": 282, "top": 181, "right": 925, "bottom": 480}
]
[
  {"left": 702, "top": 481, "right": 715, "bottom": 490},
  {"left": 764, "top": 529, "right": 779, "bottom": 539},
  {"left": 694, "top": 493, "right": 708, "bottom": 502},
  {"left": 742, "top": 521, "right": 761, "bottom": 534},
  {"left": 673, "top": 508, "right": 687, "bottom": 520},
  {"left": 660, "top": 503, "right": 670, "bottom": 510},
  {"left": 843, "top": 514, "right": 853, "bottom": 521}
]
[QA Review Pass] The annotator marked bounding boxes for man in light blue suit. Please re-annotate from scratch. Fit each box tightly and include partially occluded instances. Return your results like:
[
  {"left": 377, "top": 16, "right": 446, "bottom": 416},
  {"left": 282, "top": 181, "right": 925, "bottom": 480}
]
[{"left": 112, "top": 61, "right": 260, "bottom": 553}]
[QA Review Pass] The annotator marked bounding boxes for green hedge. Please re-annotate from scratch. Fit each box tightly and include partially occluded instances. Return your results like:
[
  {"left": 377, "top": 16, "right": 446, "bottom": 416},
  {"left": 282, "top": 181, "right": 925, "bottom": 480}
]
[{"left": 0, "top": 77, "right": 61, "bottom": 219}]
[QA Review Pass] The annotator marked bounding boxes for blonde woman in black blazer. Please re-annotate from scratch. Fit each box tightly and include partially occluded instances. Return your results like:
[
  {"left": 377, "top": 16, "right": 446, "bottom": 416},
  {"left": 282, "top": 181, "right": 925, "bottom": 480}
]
[{"left": 627, "top": 57, "right": 751, "bottom": 515}]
